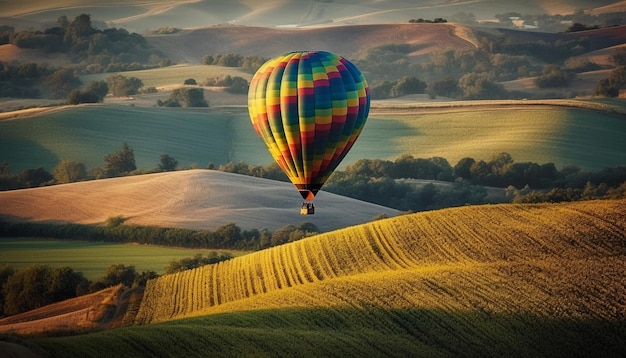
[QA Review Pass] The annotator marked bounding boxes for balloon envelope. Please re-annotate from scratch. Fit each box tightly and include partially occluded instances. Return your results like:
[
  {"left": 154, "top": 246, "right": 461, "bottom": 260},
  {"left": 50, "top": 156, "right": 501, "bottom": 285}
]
[{"left": 248, "top": 51, "right": 370, "bottom": 200}]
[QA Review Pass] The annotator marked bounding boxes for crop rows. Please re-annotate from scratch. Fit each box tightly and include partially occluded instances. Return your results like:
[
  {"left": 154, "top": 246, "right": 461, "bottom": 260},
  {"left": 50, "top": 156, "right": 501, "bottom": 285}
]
[{"left": 134, "top": 199, "right": 626, "bottom": 324}]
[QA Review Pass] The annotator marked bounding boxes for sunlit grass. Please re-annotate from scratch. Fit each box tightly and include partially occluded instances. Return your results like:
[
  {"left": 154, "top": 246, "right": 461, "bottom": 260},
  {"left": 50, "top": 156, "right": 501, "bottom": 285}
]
[
  {"left": 0, "top": 237, "right": 241, "bottom": 280},
  {"left": 134, "top": 199, "right": 626, "bottom": 324},
  {"left": 2, "top": 104, "right": 625, "bottom": 173}
]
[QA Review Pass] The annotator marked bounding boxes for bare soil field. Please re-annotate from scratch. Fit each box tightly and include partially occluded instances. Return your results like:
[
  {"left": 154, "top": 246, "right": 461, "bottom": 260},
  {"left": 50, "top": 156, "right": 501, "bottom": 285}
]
[{"left": 0, "top": 170, "right": 398, "bottom": 232}]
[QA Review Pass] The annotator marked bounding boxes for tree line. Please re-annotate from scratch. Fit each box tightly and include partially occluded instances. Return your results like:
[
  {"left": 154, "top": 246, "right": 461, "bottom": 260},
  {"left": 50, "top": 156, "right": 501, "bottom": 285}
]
[
  {"left": 0, "top": 218, "right": 320, "bottom": 251},
  {"left": 1, "top": 143, "right": 159, "bottom": 190},
  {"left": 218, "top": 153, "right": 626, "bottom": 211},
  {"left": 4, "top": 144, "right": 625, "bottom": 210}
]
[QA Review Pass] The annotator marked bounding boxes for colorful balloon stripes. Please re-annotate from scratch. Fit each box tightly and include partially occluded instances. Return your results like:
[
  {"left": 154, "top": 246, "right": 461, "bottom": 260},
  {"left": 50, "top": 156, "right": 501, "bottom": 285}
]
[{"left": 248, "top": 51, "right": 370, "bottom": 200}]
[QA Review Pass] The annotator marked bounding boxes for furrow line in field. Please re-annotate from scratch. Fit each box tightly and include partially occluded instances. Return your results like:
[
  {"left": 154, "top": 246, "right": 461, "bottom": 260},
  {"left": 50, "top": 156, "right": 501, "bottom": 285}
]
[
  {"left": 243, "top": 255, "right": 257, "bottom": 297},
  {"left": 270, "top": 247, "right": 289, "bottom": 290},
  {"left": 316, "top": 238, "right": 342, "bottom": 279},
  {"left": 418, "top": 213, "right": 472, "bottom": 264},
  {"left": 207, "top": 264, "right": 217, "bottom": 307},
  {"left": 367, "top": 221, "right": 411, "bottom": 269},
  {"left": 287, "top": 244, "right": 308, "bottom": 286},
  {"left": 287, "top": 244, "right": 312, "bottom": 285},
  {"left": 351, "top": 225, "right": 394, "bottom": 272}
]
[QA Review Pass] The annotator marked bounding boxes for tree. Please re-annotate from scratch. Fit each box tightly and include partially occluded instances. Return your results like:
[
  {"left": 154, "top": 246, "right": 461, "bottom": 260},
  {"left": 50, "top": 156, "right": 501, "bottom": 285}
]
[
  {"left": 0, "top": 264, "right": 15, "bottom": 316},
  {"left": 166, "top": 87, "right": 208, "bottom": 107},
  {"left": 1, "top": 265, "right": 86, "bottom": 316},
  {"left": 458, "top": 72, "right": 508, "bottom": 99},
  {"left": 106, "top": 74, "right": 143, "bottom": 96},
  {"left": 610, "top": 47, "right": 626, "bottom": 66},
  {"left": 535, "top": 65, "right": 572, "bottom": 88},
  {"left": 390, "top": 76, "right": 426, "bottom": 97},
  {"left": 85, "top": 80, "right": 109, "bottom": 99},
  {"left": 3, "top": 265, "right": 50, "bottom": 315},
  {"left": 158, "top": 154, "right": 178, "bottom": 171},
  {"left": 183, "top": 78, "right": 197, "bottom": 85},
  {"left": 66, "top": 80, "right": 108, "bottom": 104},
  {"left": 427, "top": 77, "right": 459, "bottom": 98},
  {"left": 100, "top": 264, "right": 137, "bottom": 288},
  {"left": 52, "top": 159, "right": 87, "bottom": 183},
  {"left": 18, "top": 167, "right": 52, "bottom": 188},
  {"left": 47, "top": 266, "right": 89, "bottom": 300},
  {"left": 44, "top": 68, "right": 81, "bottom": 99},
  {"left": 454, "top": 157, "right": 476, "bottom": 180},
  {"left": 104, "top": 143, "right": 136, "bottom": 176},
  {"left": 225, "top": 76, "right": 249, "bottom": 94}
]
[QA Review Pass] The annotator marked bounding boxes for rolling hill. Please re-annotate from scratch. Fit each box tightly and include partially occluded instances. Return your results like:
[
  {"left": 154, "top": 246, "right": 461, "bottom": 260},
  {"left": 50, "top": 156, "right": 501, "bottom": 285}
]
[
  {"left": 3, "top": 198, "right": 624, "bottom": 356},
  {"left": 0, "top": 169, "right": 399, "bottom": 232},
  {"left": 2, "top": 0, "right": 623, "bottom": 32},
  {"left": 145, "top": 23, "right": 478, "bottom": 63}
]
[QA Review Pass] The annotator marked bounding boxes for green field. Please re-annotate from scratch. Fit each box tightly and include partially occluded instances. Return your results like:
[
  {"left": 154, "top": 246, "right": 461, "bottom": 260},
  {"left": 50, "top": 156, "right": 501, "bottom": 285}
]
[
  {"left": 0, "top": 237, "right": 238, "bottom": 280},
  {"left": 0, "top": 106, "right": 265, "bottom": 172},
  {"left": 1, "top": 103, "right": 625, "bottom": 174},
  {"left": 80, "top": 65, "right": 253, "bottom": 89}
]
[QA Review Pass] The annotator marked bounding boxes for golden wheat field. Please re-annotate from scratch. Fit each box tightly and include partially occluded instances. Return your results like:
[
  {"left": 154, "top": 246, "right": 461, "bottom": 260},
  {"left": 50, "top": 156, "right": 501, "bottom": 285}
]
[{"left": 133, "top": 199, "right": 626, "bottom": 324}]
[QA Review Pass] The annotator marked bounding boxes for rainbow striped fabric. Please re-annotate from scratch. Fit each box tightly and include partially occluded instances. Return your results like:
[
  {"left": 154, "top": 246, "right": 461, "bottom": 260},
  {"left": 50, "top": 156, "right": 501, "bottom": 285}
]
[{"left": 248, "top": 51, "right": 370, "bottom": 200}]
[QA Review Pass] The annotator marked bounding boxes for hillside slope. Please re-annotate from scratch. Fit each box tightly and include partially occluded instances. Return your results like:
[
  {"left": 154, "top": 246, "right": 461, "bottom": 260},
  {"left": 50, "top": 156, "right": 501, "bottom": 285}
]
[
  {"left": 0, "top": 286, "right": 122, "bottom": 335},
  {"left": 3, "top": 0, "right": 620, "bottom": 31},
  {"left": 146, "top": 23, "right": 477, "bottom": 63},
  {"left": 0, "top": 169, "right": 398, "bottom": 232},
  {"left": 134, "top": 199, "right": 626, "bottom": 323},
  {"left": 26, "top": 198, "right": 626, "bottom": 357}
]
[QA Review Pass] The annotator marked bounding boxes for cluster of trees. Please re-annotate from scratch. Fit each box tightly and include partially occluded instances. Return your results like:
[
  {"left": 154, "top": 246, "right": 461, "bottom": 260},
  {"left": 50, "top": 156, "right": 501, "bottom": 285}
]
[
  {"left": 408, "top": 18, "right": 447, "bottom": 23},
  {"left": 0, "top": 263, "right": 157, "bottom": 317},
  {"left": 594, "top": 48, "right": 626, "bottom": 96},
  {"left": 0, "top": 14, "right": 169, "bottom": 100},
  {"left": 354, "top": 36, "right": 626, "bottom": 99},
  {"left": 509, "top": 181, "right": 626, "bottom": 203},
  {"left": 157, "top": 87, "right": 208, "bottom": 107},
  {"left": 0, "top": 64, "right": 146, "bottom": 104},
  {"left": 489, "top": 10, "right": 626, "bottom": 32},
  {"left": 1, "top": 14, "right": 168, "bottom": 71},
  {"left": 202, "top": 53, "right": 267, "bottom": 73},
  {"left": 1, "top": 143, "right": 145, "bottom": 190},
  {"left": 370, "top": 76, "right": 427, "bottom": 99},
  {"left": 0, "top": 218, "right": 320, "bottom": 251},
  {"left": 203, "top": 75, "right": 249, "bottom": 94},
  {"left": 164, "top": 252, "right": 233, "bottom": 274}
]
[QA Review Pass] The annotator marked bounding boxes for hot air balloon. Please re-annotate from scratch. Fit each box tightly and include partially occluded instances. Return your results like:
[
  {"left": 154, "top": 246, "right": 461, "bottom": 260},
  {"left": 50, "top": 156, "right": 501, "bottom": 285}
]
[{"left": 248, "top": 51, "right": 370, "bottom": 215}]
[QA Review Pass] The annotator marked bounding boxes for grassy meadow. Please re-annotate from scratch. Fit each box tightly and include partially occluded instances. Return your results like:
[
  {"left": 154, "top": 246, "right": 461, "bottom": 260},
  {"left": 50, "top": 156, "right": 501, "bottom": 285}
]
[
  {"left": 0, "top": 237, "right": 237, "bottom": 280},
  {"left": 80, "top": 64, "right": 253, "bottom": 89},
  {"left": 2, "top": 102, "right": 625, "bottom": 174},
  {"left": 27, "top": 198, "right": 626, "bottom": 357}
]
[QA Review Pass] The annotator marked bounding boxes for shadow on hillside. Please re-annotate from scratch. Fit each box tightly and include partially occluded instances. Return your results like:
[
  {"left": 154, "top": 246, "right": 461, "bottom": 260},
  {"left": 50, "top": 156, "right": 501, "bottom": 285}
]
[{"left": 32, "top": 307, "right": 626, "bottom": 357}]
